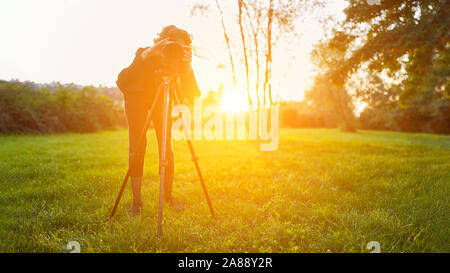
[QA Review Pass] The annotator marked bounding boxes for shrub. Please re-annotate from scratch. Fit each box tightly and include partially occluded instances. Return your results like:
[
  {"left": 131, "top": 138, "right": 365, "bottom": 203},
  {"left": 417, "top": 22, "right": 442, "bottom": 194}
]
[{"left": 0, "top": 80, "right": 126, "bottom": 134}]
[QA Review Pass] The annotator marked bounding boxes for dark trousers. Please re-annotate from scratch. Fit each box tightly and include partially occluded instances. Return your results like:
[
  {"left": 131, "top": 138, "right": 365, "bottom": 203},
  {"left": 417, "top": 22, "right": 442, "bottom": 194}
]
[{"left": 124, "top": 93, "right": 174, "bottom": 201}]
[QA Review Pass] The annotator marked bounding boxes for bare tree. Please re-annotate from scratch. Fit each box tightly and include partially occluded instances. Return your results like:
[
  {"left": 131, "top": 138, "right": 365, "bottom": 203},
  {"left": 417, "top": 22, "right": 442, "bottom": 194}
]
[
  {"left": 237, "top": 0, "right": 252, "bottom": 106},
  {"left": 243, "top": 1, "right": 262, "bottom": 107},
  {"left": 215, "top": 0, "right": 237, "bottom": 88},
  {"left": 191, "top": 0, "right": 323, "bottom": 107},
  {"left": 263, "top": 0, "right": 273, "bottom": 106}
]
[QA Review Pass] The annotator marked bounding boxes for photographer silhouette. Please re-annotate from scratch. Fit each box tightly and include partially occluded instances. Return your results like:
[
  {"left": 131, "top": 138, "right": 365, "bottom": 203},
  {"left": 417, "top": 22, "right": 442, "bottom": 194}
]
[{"left": 115, "top": 25, "right": 201, "bottom": 217}]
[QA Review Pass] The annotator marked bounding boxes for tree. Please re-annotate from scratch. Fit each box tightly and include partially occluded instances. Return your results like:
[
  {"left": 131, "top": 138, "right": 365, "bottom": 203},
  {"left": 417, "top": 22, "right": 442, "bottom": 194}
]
[
  {"left": 192, "top": 0, "right": 324, "bottom": 106},
  {"left": 307, "top": 35, "right": 358, "bottom": 132},
  {"left": 326, "top": 0, "right": 449, "bottom": 107},
  {"left": 263, "top": 0, "right": 273, "bottom": 105},
  {"left": 242, "top": 0, "right": 263, "bottom": 107},
  {"left": 215, "top": 0, "right": 238, "bottom": 88},
  {"left": 238, "top": 0, "right": 252, "bottom": 105},
  {"left": 305, "top": 74, "right": 357, "bottom": 132}
]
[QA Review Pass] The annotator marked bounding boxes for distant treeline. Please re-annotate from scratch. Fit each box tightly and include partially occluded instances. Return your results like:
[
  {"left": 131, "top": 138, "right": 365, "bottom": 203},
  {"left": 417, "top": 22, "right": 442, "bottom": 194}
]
[
  {"left": 280, "top": 101, "right": 335, "bottom": 129},
  {"left": 204, "top": 85, "right": 450, "bottom": 135},
  {"left": 0, "top": 80, "right": 126, "bottom": 134},
  {"left": 1, "top": 79, "right": 448, "bottom": 135},
  {"left": 358, "top": 96, "right": 450, "bottom": 134},
  {"left": 280, "top": 97, "right": 450, "bottom": 134}
]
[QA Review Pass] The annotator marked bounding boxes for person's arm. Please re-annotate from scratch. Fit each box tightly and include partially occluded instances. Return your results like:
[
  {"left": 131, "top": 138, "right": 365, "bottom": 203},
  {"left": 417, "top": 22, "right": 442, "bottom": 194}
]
[
  {"left": 180, "top": 65, "right": 201, "bottom": 103},
  {"left": 141, "top": 38, "right": 169, "bottom": 60}
]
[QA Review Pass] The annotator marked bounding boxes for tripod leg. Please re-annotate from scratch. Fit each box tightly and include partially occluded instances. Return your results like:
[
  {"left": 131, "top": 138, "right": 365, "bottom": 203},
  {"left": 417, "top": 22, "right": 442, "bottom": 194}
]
[
  {"left": 158, "top": 79, "right": 171, "bottom": 236},
  {"left": 173, "top": 93, "right": 215, "bottom": 218},
  {"left": 109, "top": 169, "right": 131, "bottom": 218},
  {"left": 109, "top": 84, "right": 163, "bottom": 219}
]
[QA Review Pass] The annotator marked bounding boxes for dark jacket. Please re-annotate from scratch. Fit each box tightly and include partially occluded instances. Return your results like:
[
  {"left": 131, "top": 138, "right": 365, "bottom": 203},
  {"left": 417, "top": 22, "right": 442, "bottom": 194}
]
[{"left": 116, "top": 47, "right": 201, "bottom": 101}]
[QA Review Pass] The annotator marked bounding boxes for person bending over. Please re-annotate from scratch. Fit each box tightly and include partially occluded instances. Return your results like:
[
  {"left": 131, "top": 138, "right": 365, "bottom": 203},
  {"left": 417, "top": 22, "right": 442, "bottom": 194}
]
[{"left": 116, "top": 25, "right": 201, "bottom": 216}]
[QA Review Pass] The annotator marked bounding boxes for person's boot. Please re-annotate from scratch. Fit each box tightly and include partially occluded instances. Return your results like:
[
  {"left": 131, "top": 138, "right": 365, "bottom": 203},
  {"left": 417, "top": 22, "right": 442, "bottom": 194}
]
[
  {"left": 167, "top": 198, "right": 184, "bottom": 211},
  {"left": 129, "top": 176, "right": 143, "bottom": 217},
  {"left": 129, "top": 201, "right": 143, "bottom": 217}
]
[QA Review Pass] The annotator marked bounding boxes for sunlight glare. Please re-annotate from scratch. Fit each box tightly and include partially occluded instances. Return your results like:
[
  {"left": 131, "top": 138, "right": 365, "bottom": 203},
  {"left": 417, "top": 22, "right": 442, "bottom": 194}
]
[{"left": 221, "top": 93, "right": 248, "bottom": 113}]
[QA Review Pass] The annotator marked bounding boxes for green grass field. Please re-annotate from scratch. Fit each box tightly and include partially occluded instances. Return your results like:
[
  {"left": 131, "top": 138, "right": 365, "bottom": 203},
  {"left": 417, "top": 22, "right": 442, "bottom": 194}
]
[{"left": 0, "top": 129, "right": 448, "bottom": 252}]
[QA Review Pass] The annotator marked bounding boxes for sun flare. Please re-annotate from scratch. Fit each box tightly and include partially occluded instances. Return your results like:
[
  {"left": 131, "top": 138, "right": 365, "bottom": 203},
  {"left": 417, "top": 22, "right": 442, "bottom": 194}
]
[{"left": 220, "top": 93, "right": 249, "bottom": 113}]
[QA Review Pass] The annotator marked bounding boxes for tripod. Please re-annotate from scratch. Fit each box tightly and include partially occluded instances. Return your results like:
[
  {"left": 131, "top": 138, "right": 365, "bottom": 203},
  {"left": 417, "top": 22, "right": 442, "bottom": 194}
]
[{"left": 109, "top": 73, "right": 215, "bottom": 236}]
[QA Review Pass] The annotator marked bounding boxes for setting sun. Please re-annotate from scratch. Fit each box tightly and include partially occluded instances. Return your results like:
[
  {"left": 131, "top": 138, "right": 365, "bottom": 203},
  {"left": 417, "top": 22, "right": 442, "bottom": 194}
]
[{"left": 220, "top": 93, "right": 249, "bottom": 113}]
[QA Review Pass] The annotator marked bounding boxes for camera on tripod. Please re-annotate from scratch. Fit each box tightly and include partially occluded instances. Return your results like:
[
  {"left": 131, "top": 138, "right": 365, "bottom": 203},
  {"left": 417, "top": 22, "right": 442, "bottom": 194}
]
[{"left": 111, "top": 39, "right": 215, "bottom": 235}]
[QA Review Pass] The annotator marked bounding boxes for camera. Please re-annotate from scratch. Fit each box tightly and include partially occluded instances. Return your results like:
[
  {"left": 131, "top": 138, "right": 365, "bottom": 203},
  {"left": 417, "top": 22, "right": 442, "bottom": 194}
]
[{"left": 161, "top": 41, "right": 189, "bottom": 73}]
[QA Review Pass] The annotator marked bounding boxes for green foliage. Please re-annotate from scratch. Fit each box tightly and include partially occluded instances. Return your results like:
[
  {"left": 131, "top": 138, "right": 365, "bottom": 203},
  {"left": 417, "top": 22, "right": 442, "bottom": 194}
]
[
  {"left": 328, "top": 0, "right": 449, "bottom": 106},
  {"left": 280, "top": 101, "right": 337, "bottom": 129},
  {"left": 351, "top": 72, "right": 450, "bottom": 134},
  {"left": 359, "top": 93, "right": 450, "bottom": 134},
  {"left": 0, "top": 80, "right": 126, "bottom": 134},
  {"left": 304, "top": 72, "right": 357, "bottom": 132},
  {"left": 307, "top": 1, "right": 449, "bottom": 134},
  {"left": 0, "top": 129, "right": 448, "bottom": 252}
]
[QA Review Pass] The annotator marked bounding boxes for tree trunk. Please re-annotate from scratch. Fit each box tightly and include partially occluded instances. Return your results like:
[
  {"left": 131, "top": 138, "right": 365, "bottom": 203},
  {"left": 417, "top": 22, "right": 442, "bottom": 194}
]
[
  {"left": 238, "top": 0, "right": 252, "bottom": 106},
  {"left": 263, "top": 0, "right": 273, "bottom": 106},
  {"left": 215, "top": 0, "right": 237, "bottom": 88}
]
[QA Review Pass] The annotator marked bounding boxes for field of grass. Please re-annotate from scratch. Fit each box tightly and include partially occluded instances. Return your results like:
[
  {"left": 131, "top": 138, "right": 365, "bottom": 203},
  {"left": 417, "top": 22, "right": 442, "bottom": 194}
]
[{"left": 0, "top": 129, "right": 448, "bottom": 252}]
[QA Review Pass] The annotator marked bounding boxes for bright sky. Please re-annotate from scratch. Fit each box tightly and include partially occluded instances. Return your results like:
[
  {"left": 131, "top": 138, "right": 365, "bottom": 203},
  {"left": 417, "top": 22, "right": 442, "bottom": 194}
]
[{"left": 0, "top": 0, "right": 347, "bottom": 102}]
